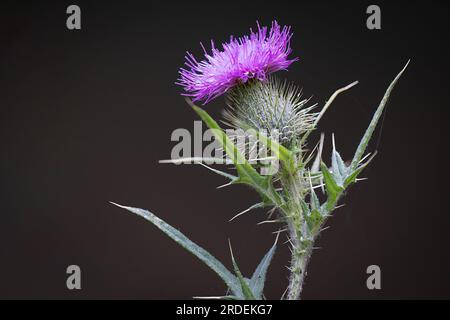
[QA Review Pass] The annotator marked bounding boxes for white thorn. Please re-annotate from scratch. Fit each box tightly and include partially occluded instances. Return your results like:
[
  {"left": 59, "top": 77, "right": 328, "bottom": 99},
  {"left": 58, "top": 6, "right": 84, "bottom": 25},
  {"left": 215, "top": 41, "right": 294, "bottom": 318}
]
[
  {"left": 257, "top": 219, "right": 280, "bottom": 225},
  {"left": 229, "top": 203, "right": 263, "bottom": 222},
  {"left": 314, "top": 81, "right": 359, "bottom": 127}
]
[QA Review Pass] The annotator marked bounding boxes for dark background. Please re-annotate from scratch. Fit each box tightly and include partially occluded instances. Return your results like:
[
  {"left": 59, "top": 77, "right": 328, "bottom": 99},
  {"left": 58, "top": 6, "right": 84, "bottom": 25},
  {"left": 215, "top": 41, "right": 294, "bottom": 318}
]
[{"left": 1, "top": 1, "right": 449, "bottom": 299}]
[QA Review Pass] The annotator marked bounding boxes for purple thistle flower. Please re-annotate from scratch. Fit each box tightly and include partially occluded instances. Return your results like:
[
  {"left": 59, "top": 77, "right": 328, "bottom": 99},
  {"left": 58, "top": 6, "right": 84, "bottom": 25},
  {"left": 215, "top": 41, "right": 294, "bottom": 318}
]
[{"left": 178, "top": 21, "right": 298, "bottom": 104}]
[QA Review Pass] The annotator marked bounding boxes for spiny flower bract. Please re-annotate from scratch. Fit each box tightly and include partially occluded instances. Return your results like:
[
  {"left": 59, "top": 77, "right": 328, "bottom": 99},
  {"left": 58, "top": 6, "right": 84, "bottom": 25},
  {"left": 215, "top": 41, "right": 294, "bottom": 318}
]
[
  {"left": 178, "top": 21, "right": 298, "bottom": 104},
  {"left": 224, "top": 77, "right": 317, "bottom": 146}
]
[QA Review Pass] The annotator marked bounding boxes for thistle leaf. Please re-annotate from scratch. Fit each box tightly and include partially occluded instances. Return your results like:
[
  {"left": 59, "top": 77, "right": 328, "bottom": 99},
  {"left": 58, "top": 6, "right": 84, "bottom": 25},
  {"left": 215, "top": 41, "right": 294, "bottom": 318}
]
[
  {"left": 249, "top": 236, "right": 278, "bottom": 299},
  {"left": 344, "top": 152, "right": 377, "bottom": 188},
  {"left": 351, "top": 60, "right": 409, "bottom": 171},
  {"left": 310, "top": 186, "right": 321, "bottom": 212},
  {"left": 331, "top": 134, "right": 349, "bottom": 182},
  {"left": 196, "top": 162, "right": 238, "bottom": 181},
  {"left": 110, "top": 202, "right": 242, "bottom": 297},
  {"left": 320, "top": 162, "right": 344, "bottom": 212},
  {"left": 311, "top": 133, "right": 325, "bottom": 174},
  {"left": 300, "top": 81, "right": 359, "bottom": 145},
  {"left": 228, "top": 241, "right": 256, "bottom": 300},
  {"left": 190, "top": 102, "right": 283, "bottom": 207},
  {"left": 314, "top": 81, "right": 359, "bottom": 128}
]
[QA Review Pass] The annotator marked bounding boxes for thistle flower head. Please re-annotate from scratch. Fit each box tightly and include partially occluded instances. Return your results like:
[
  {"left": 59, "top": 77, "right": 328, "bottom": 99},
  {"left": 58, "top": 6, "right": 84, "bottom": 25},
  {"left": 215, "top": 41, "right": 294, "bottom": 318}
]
[
  {"left": 224, "top": 77, "right": 317, "bottom": 146},
  {"left": 178, "top": 21, "right": 298, "bottom": 104}
]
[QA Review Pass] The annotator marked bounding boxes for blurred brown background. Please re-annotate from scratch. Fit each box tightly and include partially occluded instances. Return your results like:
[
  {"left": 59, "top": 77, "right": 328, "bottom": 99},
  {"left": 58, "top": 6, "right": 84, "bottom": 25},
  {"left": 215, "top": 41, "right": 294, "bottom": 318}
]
[{"left": 1, "top": 1, "right": 449, "bottom": 299}]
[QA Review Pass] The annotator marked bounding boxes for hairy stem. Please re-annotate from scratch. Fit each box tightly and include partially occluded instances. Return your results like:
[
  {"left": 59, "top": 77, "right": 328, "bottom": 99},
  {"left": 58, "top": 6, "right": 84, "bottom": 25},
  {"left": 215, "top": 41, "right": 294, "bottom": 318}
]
[
  {"left": 281, "top": 166, "right": 314, "bottom": 300},
  {"left": 286, "top": 230, "right": 314, "bottom": 300}
]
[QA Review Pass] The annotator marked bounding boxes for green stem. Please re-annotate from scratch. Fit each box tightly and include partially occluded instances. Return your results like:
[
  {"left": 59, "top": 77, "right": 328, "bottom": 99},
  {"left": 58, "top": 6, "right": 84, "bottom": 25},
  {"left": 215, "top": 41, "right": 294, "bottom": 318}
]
[
  {"left": 281, "top": 167, "right": 314, "bottom": 300},
  {"left": 286, "top": 231, "right": 314, "bottom": 300}
]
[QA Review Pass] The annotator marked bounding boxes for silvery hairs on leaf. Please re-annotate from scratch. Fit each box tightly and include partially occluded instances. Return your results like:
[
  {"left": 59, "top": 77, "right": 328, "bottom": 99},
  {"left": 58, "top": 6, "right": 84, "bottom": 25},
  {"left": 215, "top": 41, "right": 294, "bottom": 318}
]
[{"left": 110, "top": 202, "right": 278, "bottom": 300}]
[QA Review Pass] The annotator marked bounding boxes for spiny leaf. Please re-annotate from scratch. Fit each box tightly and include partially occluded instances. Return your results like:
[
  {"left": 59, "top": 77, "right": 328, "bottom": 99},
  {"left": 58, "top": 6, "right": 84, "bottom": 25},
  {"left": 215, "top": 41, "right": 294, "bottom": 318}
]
[
  {"left": 344, "top": 152, "right": 377, "bottom": 188},
  {"left": 310, "top": 186, "right": 321, "bottom": 212},
  {"left": 332, "top": 149, "right": 348, "bottom": 181},
  {"left": 300, "top": 81, "right": 359, "bottom": 145},
  {"left": 320, "top": 162, "right": 344, "bottom": 212},
  {"left": 228, "top": 241, "right": 255, "bottom": 300},
  {"left": 196, "top": 162, "right": 238, "bottom": 181},
  {"left": 110, "top": 202, "right": 242, "bottom": 297},
  {"left": 331, "top": 134, "right": 349, "bottom": 183},
  {"left": 308, "top": 173, "right": 321, "bottom": 211},
  {"left": 311, "top": 133, "right": 325, "bottom": 174},
  {"left": 351, "top": 60, "right": 409, "bottom": 171},
  {"left": 234, "top": 170, "right": 282, "bottom": 207},
  {"left": 314, "top": 81, "right": 359, "bottom": 127},
  {"left": 190, "top": 102, "right": 283, "bottom": 207},
  {"left": 304, "top": 175, "right": 326, "bottom": 232},
  {"left": 249, "top": 235, "right": 278, "bottom": 299}
]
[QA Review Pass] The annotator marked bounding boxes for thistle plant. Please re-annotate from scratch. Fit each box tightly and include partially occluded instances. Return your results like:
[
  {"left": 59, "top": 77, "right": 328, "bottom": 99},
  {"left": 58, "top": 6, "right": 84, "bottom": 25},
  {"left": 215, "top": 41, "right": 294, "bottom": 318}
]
[{"left": 112, "top": 21, "right": 408, "bottom": 300}]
